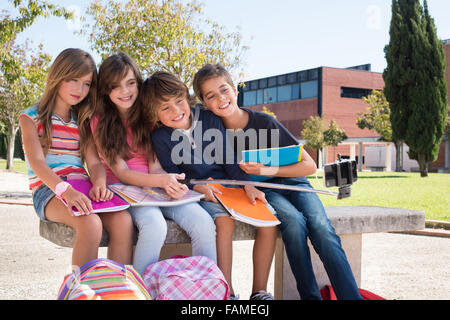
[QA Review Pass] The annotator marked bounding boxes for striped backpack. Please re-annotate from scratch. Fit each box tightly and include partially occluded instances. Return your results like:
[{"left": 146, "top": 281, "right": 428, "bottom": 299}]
[
  {"left": 143, "top": 255, "right": 230, "bottom": 300},
  {"left": 57, "top": 258, "right": 151, "bottom": 300}
]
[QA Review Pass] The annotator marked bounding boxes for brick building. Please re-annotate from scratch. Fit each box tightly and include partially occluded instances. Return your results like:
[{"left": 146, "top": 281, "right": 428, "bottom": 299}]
[{"left": 238, "top": 42, "right": 450, "bottom": 172}]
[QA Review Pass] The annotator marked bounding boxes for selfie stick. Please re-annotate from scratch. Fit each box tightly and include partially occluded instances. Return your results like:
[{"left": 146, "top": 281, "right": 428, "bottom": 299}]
[{"left": 179, "top": 179, "right": 343, "bottom": 198}]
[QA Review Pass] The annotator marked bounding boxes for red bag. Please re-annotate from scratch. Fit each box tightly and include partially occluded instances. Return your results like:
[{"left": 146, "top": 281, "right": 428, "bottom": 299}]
[{"left": 320, "top": 285, "right": 385, "bottom": 300}]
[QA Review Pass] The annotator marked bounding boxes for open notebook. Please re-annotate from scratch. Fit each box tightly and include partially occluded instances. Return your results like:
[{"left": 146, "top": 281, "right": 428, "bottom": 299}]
[
  {"left": 60, "top": 179, "right": 130, "bottom": 215},
  {"left": 211, "top": 184, "right": 280, "bottom": 227},
  {"left": 108, "top": 183, "right": 205, "bottom": 207}
]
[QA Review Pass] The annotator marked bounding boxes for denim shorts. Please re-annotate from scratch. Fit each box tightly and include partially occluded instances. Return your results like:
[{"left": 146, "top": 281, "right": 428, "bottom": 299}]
[
  {"left": 199, "top": 199, "right": 277, "bottom": 221},
  {"left": 32, "top": 184, "right": 56, "bottom": 223}
]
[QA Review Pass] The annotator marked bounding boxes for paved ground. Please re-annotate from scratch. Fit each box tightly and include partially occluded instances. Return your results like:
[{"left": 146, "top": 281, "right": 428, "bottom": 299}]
[{"left": 1, "top": 171, "right": 449, "bottom": 300}]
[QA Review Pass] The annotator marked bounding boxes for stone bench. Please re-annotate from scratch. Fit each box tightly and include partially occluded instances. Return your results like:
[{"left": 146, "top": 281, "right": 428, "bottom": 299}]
[{"left": 39, "top": 205, "right": 425, "bottom": 300}]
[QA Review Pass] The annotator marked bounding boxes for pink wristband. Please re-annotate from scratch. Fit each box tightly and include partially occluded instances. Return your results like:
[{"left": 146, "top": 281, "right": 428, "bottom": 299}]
[{"left": 55, "top": 181, "right": 71, "bottom": 199}]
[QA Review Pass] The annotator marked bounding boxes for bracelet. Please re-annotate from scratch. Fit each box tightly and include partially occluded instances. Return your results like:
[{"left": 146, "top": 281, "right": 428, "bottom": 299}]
[{"left": 54, "top": 181, "right": 71, "bottom": 199}]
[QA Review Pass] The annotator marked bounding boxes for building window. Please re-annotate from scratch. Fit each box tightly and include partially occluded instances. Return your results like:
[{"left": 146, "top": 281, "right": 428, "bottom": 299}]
[
  {"left": 264, "top": 87, "right": 277, "bottom": 103},
  {"left": 341, "top": 87, "right": 372, "bottom": 99},
  {"left": 239, "top": 68, "right": 320, "bottom": 106},
  {"left": 308, "top": 69, "right": 319, "bottom": 80},
  {"left": 301, "top": 80, "right": 318, "bottom": 99},
  {"left": 259, "top": 78, "right": 267, "bottom": 89},
  {"left": 256, "top": 89, "right": 264, "bottom": 105},
  {"left": 268, "top": 77, "right": 277, "bottom": 88},
  {"left": 243, "top": 91, "right": 257, "bottom": 106},
  {"left": 277, "top": 85, "right": 291, "bottom": 102},
  {"left": 291, "top": 83, "right": 300, "bottom": 99},
  {"left": 287, "top": 72, "right": 297, "bottom": 83},
  {"left": 277, "top": 74, "right": 287, "bottom": 85},
  {"left": 298, "top": 70, "right": 308, "bottom": 82}
]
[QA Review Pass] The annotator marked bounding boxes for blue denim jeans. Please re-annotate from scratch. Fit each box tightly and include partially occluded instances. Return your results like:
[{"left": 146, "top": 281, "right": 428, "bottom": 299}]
[{"left": 263, "top": 177, "right": 362, "bottom": 300}]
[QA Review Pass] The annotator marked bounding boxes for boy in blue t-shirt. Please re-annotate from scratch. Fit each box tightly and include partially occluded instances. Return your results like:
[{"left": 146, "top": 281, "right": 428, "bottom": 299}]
[
  {"left": 193, "top": 63, "right": 362, "bottom": 300},
  {"left": 145, "top": 71, "right": 277, "bottom": 300}
]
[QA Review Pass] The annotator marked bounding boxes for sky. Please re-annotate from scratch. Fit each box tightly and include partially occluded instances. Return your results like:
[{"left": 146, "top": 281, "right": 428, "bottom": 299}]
[{"left": 5, "top": 0, "right": 450, "bottom": 82}]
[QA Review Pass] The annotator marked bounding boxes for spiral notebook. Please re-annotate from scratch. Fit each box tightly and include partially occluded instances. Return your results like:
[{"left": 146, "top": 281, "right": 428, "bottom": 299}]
[
  {"left": 59, "top": 179, "right": 130, "bottom": 215},
  {"left": 211, "top": 184, "right": 280, "bottom": 227},
  {"left": 108, "top": 183, "right": 204, "bottom": 207}
]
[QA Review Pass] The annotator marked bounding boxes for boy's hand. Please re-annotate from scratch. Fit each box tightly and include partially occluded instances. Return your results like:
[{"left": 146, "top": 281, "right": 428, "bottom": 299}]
[
  {"left": 244, "top": 185, "right": 267, "bottom": 205},
  {"left": 193, "top": 184, "right": 222, "bottom": 203},
  {"left": 61, "top": 187, "right": 93, "bottom": 216},
  {"left": 89, "top": 182, "right": 113, "bottom": 202},
  {"left": 162, "top": 173, "right": 188, "bottom": 199},
  {"left": 239, "top": 161, "right": 279, "bottom": 176}
]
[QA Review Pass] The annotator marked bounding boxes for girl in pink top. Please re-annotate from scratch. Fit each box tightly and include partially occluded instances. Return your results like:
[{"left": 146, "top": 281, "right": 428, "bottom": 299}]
[{"left": 92, "top": 53, "right": 216, "bottom": 275}]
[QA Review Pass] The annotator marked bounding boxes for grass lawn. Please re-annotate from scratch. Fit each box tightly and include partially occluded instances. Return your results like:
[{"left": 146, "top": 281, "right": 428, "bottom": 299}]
[
  {"left": 307, "top": 171, "right": 449, "bottom": 222},
  {"left": 1, "top": 159, "right": 448, "bottom": 222},
  {"left": 0, "top": 159, "right": 27, "bottom": 174}
]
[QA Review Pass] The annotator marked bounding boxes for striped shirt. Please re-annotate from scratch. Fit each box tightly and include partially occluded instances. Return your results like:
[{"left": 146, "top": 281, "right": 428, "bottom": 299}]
[{"left": 21, "top": 104, "right": 89, "bottom": 191}]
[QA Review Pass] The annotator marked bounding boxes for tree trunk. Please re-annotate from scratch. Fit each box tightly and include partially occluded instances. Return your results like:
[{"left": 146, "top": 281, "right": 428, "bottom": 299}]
[
  {"left": 417, "top": 152, "right": 428, "bottom": 177},
  {"left": 6, "top": 124, "right": 18, "bottom": 171},
  {"left": 395, "top": 141, "right": 404, "bottom": 172}
]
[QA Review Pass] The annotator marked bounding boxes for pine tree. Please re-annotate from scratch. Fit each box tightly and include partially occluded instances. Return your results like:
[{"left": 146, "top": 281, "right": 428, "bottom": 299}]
[
  {"left": 383, "top": 0, "right": 413, "bottom": 171},
  {"left": 405, "top": 0, "right": 448, "bottom": 176},
  {"left": 383, "top": 0, "right": 448, "bottom": 176}
]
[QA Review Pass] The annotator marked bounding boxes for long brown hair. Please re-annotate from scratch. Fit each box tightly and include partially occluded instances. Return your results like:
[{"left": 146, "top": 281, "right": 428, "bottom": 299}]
[
  {"left": 37, "top": 48, "right": 97, "bottom": 159},
  {"left": 95, "top": 52, "right": 153, "bottom": 165}
]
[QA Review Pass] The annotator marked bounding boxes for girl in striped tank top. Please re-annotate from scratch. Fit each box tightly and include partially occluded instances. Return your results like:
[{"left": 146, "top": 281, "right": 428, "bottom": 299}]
[{"left": 19, "top": 48, "right": 133, "bottom": 269}]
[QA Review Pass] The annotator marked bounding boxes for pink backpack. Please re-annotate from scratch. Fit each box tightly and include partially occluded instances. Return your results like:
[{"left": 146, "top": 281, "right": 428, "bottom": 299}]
[
  {"left": 57, "top": 258, "right": 151, "bottom": 300},
  {"left": 143, "top": 255, "right": 230, "bottom": 300}
]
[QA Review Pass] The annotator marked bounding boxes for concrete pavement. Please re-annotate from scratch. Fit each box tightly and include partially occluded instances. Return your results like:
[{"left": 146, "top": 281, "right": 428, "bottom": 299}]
[{"left": 0, "top": 170, "right": 449, "bottom": 300}]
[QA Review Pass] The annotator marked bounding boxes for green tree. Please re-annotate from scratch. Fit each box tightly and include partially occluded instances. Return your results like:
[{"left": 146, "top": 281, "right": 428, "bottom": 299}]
[
  {"left": 301, "top": 115, "right": 325, "bottom": 165},
  {"left": 1, "top": 1, "right": 70, "bottom": 83},
  {"left": 357, "top": 90, "right": 403, "bottom": 170},
  {"left": 1, "top": 0, "right": 70, "bottom": 44},
  {"left": 323, "top": 120, "right": 347, "bottom": 162},
  {"left": 82, "top": 0, "right": 248, "bottom": 87},
  {"left": 358, "top": 90, "right": 392, "bottom": 141},
  {"left": 0, "top": 38, "right": 51, "bottom": 170},
  {"left": 405, "top": 0, "right": 448, "bottom": 176},
  {"left": 383, "top": 0, "right": 448, "bottom": 177}
]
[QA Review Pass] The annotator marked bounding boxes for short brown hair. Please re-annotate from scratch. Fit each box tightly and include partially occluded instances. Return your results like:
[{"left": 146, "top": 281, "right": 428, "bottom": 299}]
[
  {"left": 193, "top": 63, "right": 234, "bottom": 102},
  {"left": 141, "top": 71, "right": 195, "bottom": 128}
]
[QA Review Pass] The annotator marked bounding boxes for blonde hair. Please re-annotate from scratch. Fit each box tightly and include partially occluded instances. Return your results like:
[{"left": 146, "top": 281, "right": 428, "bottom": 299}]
[{"left": 37, "top": 48, "right": 97, "bottom": 159}]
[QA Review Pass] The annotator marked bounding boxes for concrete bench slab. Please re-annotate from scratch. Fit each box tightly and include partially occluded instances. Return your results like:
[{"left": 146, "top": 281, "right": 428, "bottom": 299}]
[{"left": 39, "top": 206, "right": 425, "bottom": 299}]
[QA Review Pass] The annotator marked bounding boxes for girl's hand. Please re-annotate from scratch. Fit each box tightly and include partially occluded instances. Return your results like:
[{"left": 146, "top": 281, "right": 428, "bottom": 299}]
[
  {"left": 61, "top": 187, "right": 93, "bottom": 216},
  {"left": 244, "top": 185, "right": 267, "bottom": 205},
  {"left": 89, "top": 183, "right": 113, "bottom": 202},
  {"left": 162, "top": 173, "right": 188, "bottom": 199},
  {"left": 239, "top": 161, "right": 279, "bottom": 176},
  {"left": 193, "top": 184, "right": 222, "bottom": 203}
]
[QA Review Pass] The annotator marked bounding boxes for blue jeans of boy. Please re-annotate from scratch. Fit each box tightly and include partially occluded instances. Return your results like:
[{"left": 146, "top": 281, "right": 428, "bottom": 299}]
[{"left": 263, "top": 177, "right": 362, "bottom": 300}]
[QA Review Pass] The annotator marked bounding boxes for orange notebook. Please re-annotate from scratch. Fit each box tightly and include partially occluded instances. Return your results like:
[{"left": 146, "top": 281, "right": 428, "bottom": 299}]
[{"left": 211, "top": 184, "right": 280, "bottom": 227}]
